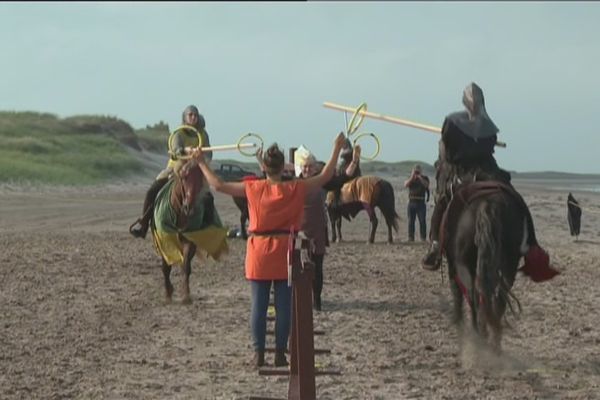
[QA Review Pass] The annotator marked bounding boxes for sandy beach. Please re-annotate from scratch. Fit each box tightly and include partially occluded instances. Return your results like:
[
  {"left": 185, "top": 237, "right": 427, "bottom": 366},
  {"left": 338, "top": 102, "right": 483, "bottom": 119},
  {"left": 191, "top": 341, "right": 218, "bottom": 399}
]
[{"left": 1, "top": 177, "right": 599, "bottom": 400}]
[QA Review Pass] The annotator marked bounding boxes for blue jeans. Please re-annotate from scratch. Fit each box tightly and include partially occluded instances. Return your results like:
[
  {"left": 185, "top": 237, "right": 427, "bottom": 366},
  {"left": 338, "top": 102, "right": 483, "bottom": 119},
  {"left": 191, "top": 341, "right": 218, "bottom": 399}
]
[
  {"left": 407, "top": 201, "right": 427, "bottom": 241},
  {"left": 250, "top": 280, "right": 292, "bottom": 352}
]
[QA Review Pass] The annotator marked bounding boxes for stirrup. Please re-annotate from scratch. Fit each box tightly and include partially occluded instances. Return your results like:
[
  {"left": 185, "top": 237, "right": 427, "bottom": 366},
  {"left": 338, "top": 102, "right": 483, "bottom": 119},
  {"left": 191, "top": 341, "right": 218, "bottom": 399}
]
[{"left": 421, "top": 246, "right": 441, "bottom": 271}]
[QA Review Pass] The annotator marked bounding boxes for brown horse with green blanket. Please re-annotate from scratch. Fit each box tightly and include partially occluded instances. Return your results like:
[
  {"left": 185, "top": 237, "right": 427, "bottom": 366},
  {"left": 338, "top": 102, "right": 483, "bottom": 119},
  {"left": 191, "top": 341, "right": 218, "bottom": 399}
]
[{"left": 150, "top": 160, "right": 228, "bottom": 304}]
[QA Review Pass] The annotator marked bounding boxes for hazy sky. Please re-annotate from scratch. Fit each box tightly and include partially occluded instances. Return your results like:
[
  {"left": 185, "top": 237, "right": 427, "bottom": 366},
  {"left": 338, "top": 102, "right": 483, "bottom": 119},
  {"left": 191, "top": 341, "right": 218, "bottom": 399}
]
[{"left": 1, "top": 2, "right": 599, "bottom": 173}]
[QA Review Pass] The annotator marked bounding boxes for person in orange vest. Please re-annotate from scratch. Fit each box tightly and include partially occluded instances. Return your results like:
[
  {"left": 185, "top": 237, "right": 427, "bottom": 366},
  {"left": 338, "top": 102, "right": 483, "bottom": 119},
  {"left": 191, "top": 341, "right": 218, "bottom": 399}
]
[{"left": 192, "top": 132, "right": 347, "bottom": 368}]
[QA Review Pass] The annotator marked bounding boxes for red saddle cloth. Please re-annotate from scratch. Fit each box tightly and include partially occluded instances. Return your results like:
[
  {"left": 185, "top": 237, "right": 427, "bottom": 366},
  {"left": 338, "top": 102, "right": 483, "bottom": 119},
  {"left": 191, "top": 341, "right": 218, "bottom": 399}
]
[
  {"left": 440, "top": 181, "right": 560, "bottom": 283},
  {"left": 520, "top": 244, "right": 560, "bottom": 282}
]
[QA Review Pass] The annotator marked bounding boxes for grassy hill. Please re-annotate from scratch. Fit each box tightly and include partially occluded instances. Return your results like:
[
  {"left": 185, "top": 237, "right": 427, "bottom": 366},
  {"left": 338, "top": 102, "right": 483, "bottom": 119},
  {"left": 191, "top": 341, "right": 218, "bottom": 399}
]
[
  {"left": 2, "top": 111, "right": 598, "bottom": 186},
  {"left": 0, "top": 111, "right": 437, "bottom": 185},
  {"left": 0, "top": 111, "right": 170, "bottom": 185}
]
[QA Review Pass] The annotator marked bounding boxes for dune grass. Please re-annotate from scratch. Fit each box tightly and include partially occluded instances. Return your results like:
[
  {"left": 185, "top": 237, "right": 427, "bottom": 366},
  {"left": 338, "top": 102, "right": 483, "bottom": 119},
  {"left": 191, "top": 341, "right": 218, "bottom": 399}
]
[
  {"left": 134, "top": 122, "right": 170, "bottom": 153},
  {"left": 0, "top": 111, "right": 148, "bottom": 185},
  {"left": 0, "top": 110, "right": 440, "bottom": 185}
]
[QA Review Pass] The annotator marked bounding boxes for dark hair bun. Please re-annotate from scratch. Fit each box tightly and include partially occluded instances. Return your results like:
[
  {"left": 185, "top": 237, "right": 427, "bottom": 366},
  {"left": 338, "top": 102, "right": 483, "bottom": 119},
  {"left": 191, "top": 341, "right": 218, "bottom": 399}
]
[{"left": 263, "top": 143, "right": 285, "bottom": 174}]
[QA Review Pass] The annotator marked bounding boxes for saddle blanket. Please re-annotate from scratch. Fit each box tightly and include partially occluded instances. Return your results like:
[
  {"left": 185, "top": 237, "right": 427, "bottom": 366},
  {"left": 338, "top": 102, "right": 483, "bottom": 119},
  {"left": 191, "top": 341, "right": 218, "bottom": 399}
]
[
  {"left": 327, "top": 176, "right": 381, "bottom": 205},
  {"left": 152, "top": 179, "right": 228, "bottom": 266}
]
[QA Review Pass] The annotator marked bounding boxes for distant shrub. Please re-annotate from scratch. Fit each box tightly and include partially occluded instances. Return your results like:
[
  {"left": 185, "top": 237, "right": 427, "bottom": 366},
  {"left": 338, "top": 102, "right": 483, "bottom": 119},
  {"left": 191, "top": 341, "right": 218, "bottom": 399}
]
[{"left": 135, "top": 122, "right": 170, "bottom": 153}]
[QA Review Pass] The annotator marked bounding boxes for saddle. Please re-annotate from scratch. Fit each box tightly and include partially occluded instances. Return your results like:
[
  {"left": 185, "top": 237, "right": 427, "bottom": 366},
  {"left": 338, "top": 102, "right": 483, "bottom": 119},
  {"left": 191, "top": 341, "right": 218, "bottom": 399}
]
[
  {"left": 439, "top": 180, "right": 514, "bottom": 255},
  {"left": 438, "top": 180, "right": 559, "bottom": 283}
]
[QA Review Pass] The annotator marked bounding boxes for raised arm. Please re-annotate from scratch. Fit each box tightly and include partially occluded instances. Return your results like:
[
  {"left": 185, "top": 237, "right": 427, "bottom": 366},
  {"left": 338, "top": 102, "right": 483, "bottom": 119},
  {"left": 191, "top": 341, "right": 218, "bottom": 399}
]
[
  {"left": 304, "top": 132, "right": 347, "bottom": 191},
  {"left": 201, "top": 129, "right": 213, "bottom": 163},
  {"left": 404, "top": 169, "right": 418, "bottom": 188},
  {"left": 192, "top": 149, "right": 246, "bottom": 198},
  {"left": 344, "top": 145, "right": 361, "bottom": 177},
  {"left": 255, "top": 148, "right": 267, "bottom": 177},
  {"left": 404, "top": 170, "right": 429, "bottom": 189}
]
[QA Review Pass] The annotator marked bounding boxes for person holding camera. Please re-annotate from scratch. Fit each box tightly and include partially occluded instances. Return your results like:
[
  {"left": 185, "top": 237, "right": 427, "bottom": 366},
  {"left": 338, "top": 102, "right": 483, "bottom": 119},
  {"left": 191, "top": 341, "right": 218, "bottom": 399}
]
[{"left": 404, "top": 164, "right": 429, "bottom": 242}]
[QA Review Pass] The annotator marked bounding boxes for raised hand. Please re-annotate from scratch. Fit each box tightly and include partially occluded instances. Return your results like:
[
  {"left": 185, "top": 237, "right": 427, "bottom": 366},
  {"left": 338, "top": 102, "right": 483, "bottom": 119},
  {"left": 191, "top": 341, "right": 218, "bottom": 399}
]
[
  {"left": 352, "top": 145, "right": 361, "bottom": 162},
  {"left": 255, "top": 147, "right": 266, "bottom": 172},
  {"left": 334, "top": 132, "right": 346, "bottom": 152},
  {"left": 192, "top": 147, "right": 205, "bottom": 164}
]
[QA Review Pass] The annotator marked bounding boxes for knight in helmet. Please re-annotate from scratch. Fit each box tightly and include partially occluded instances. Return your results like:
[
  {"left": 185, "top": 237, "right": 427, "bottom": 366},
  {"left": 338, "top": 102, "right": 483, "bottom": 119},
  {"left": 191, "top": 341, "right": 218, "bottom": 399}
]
[
  {"left": 422, "top": 82, "right": 511, "bottom": 270},
  {"left": 130, "top": 105, "right": 213, "bottom": 239}
]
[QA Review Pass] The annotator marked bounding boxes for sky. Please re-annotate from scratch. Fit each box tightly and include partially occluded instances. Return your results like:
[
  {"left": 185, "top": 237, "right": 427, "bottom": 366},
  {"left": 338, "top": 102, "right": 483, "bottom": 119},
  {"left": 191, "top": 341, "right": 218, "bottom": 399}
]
[{"left": 1, "top": 2, "right": 599, "bottom": 173}]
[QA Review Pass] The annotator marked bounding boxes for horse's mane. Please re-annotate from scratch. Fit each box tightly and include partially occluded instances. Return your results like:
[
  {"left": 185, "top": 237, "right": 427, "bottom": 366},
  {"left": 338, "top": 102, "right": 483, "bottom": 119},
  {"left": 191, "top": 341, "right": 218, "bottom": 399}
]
[{"left": 170, "top": 160, "right": 205, "bottom": 214}]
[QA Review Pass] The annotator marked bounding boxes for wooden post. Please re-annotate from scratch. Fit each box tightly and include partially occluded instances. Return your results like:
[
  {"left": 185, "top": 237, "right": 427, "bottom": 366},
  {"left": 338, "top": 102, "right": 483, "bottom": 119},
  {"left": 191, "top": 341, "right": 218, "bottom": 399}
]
[
  {"left": 251, "top": 238, "right": 339, "bottom": 400},
  {"left": 288, "top": 248, "right": 316, "bottom": 400}
]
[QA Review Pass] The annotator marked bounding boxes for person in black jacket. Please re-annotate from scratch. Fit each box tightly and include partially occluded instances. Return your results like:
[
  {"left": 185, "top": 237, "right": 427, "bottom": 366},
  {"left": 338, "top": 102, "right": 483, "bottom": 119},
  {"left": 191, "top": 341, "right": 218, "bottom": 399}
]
[{"left": 422, "top": 82, "right": 511, "bottom": 270}]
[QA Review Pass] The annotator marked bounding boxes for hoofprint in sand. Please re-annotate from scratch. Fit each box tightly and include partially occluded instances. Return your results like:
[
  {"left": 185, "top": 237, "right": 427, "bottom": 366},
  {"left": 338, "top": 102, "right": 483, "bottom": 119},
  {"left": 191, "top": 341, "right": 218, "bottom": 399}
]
[{"left": 1, "top": 177, "right": 598, "bottom": 399}]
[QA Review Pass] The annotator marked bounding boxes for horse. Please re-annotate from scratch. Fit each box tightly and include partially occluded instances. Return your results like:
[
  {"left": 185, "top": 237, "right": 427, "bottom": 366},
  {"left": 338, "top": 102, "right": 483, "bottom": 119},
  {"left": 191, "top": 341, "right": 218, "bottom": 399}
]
[
  {"left": 233, "top": 195, "right": 250, "bottom": 240},
  {"left": 326, "top": 176, "right": 400, "bottom": 244},
  {"left": 442, "top": 181, "right": 528, "bottom": 353},
  {"left": 230, "top": 174, "right": 262, "bottom": 241},
  {"left": 150, "top": 159, "right": 228, "bottom": 304}
]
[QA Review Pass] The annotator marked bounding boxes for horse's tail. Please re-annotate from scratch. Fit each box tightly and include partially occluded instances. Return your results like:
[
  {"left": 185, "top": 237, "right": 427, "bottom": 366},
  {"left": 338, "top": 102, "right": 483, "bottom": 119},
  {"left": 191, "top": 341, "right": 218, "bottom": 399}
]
[
  {"left": 377, "top": 180, "right": 400, "bottom": 232},
  {"left": 474, "top": 199, "right": 521, "bottom": 324}
]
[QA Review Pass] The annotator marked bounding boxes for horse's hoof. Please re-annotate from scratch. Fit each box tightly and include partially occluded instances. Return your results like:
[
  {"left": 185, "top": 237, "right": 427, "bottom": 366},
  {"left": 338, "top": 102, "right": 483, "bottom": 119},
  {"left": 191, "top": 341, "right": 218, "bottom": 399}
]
[{"left": 181, "top": 297, "right": 192, "bottom": 305}]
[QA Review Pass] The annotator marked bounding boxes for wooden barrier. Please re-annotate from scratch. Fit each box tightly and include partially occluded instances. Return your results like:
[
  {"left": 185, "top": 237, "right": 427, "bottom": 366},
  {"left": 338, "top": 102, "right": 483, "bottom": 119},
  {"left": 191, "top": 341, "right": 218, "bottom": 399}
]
[{"left": 249, "top": 238, "right": 340, "bottom": 400}]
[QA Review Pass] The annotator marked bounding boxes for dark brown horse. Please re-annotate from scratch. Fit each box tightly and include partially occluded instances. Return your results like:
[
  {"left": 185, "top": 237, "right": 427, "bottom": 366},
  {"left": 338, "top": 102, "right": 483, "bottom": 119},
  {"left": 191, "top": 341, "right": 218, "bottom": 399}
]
[
  {"left": 443, "top": 181, "right": 529, "bottom": 353},
  {"left": 151, "top": 160, "right": 206, "bottom": 304},
  {"left": 233, "top": 195, "right": 250, "bottom": 240},
  {"left": 230, "top": 174, "right": 261, "bottom": 240},
  {"left": 326, "top": 176, "right": 400, "bottom": 244}
]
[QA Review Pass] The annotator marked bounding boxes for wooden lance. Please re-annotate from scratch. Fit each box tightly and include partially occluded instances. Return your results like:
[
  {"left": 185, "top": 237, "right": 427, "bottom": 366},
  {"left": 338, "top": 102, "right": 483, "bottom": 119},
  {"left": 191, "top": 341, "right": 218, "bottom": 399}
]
[{"left": 323, "top": 101, "right": 507, "bottom": 148}]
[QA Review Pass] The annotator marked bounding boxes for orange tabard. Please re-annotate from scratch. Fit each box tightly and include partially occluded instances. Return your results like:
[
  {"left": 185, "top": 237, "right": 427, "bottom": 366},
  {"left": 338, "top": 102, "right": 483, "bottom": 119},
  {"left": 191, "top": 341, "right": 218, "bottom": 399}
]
[{"left": 244, "top": 179, "right": 306, "bottom": 280}]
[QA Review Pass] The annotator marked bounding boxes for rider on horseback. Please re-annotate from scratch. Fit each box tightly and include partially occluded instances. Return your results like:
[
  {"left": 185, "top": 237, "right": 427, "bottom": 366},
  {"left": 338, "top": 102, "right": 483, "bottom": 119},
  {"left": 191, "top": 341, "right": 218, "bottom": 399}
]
[
  {"left": 130, "top": 105, "right": 213, "bottom": 239},
  {"left": 422, "top": 82, "right": 512, "bottom": 270}
]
